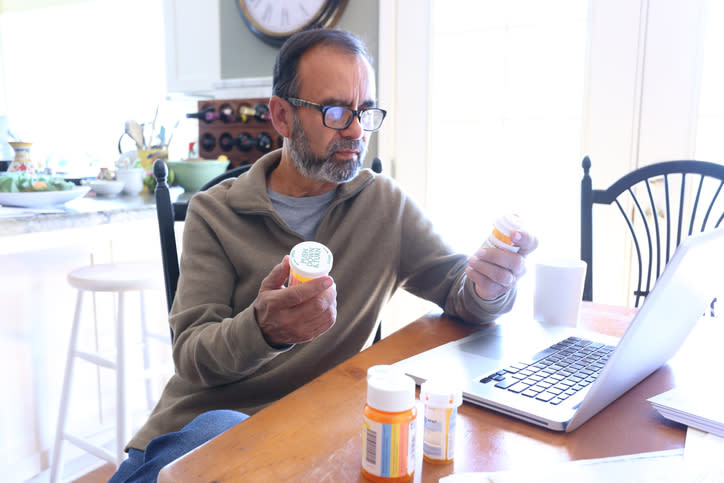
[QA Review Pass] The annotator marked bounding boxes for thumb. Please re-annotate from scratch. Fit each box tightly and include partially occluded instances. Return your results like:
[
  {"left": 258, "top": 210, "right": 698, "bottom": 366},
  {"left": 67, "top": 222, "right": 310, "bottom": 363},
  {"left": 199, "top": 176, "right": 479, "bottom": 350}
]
[{"left": 260, "top": 255, "right": 291, "bottom": 292}]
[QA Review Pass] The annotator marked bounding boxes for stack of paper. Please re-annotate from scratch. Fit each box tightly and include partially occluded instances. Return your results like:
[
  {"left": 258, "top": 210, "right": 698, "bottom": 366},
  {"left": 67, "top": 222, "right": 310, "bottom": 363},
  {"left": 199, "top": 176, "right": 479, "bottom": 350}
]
[
  {"left": 440, "top": 449, "right": 686, "bottom": 482},
  {"left": 648, "top": 387, "right": 724, "bottom": 438}
]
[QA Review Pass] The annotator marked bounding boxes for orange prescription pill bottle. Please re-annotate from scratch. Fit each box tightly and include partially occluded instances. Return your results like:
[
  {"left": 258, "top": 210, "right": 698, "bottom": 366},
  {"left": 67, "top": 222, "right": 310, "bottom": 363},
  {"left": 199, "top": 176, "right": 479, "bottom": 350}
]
[
  {"left": 288, "top": 241, "right": 333, "bottom": 286},
  {"left": 420, "top": 380, "right": 463, "bottom": 464},
  {"left": 483, "top": 213, "right": 523, "bottom": 253},
  {"left": 361, "top": 373, "right": 417, "bottom": 482}
]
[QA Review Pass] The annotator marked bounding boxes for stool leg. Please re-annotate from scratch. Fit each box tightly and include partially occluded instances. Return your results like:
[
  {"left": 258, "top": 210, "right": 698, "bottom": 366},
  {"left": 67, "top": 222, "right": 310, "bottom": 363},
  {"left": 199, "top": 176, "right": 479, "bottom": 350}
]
[
  {"left": 139, "top": 290, "right": 154, "bottom": 410},
  {"left": 115, "top": 292, "right": 130, "bottom": 467},
  {"left": 50, "top": 290, "right": 84, "bottom": 483}
]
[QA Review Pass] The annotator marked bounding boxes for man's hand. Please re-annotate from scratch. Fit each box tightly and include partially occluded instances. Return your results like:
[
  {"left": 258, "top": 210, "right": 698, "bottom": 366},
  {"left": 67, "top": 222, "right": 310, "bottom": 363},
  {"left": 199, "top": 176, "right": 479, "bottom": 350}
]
[
  {"left": 254, "top": 255, "right": 337, "bottom": 347},
  {"left": 465, "top": 230, "right": 538, "bottom": 300}
]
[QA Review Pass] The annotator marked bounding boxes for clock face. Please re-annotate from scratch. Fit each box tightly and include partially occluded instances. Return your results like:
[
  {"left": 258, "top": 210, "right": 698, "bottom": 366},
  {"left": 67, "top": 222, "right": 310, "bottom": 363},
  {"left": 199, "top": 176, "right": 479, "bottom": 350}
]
[{"left": 237, "top": 0, "right": 347, "bottom": 47}]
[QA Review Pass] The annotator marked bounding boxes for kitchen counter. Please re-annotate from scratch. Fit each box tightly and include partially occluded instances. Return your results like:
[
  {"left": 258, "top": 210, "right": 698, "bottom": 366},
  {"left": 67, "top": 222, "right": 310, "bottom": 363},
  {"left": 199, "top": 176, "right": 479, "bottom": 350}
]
[
  {"left": 0, "top": 187, "right": 186, "bottom": 254},
  {"left": 0, "top": 188, "right": 187, "bottom": 236}
]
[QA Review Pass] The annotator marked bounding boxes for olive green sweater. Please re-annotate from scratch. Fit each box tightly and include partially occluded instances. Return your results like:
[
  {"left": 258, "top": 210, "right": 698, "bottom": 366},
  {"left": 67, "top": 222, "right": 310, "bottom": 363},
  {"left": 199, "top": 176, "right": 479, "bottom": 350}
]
[{"left": 128, "top": 150, "right": 515, "bottom": 451}]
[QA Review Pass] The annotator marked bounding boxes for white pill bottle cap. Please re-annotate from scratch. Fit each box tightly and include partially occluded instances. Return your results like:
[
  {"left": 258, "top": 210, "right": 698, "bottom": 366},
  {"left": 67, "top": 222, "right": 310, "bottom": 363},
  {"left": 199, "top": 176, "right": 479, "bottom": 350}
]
[
  {"left": 420, "top": 380, "right": 463, "bottom": 409},
  {"left": 367, "top": 373, "right": 416, "bottom": 413},
  {"left": 366, "top": 365, "right": 405, "bottom": 382},
  {"left": 289, "top": 241, "right": 333, "bottom": 281}
]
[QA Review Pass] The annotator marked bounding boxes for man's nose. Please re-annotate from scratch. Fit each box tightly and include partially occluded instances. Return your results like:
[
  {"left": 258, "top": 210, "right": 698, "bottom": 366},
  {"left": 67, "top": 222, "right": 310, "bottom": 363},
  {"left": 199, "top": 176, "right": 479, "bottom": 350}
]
[{"left": 339, "top": 115, "right": 364, "bottom": 139}]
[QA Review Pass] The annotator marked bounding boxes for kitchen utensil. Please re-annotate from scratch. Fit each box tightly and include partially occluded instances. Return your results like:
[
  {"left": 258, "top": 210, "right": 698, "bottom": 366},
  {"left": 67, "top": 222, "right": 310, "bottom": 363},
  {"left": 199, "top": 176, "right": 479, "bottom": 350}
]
[
  {"left": 125, "top": 120, "right": 146, "bottom": 150},
  {"left": 165, "top": 121, "right": 180, "bottom": 149},
  {"left": 149, "top": 105, "right": 159, "bottom": 148}
]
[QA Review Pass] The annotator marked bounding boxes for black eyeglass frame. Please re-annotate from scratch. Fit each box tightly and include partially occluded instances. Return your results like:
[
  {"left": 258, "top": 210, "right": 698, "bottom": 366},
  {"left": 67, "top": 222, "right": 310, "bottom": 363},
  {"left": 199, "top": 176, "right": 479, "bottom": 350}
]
[{"left": 285, "top": 97, "right": 387, "bottom": 132}]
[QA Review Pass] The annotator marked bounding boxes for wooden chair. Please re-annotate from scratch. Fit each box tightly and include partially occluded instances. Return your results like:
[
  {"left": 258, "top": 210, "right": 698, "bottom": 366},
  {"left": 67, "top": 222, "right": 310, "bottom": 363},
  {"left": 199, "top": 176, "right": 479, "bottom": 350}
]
[
  {"left": 154, "top": 157, "right": 385, "bottom": 342},
  {"left": 581, "top": 156, "right": 724, "bottom": 307},
  {"left": 154, "top": 160, "right": 253, "bottom": 318}
]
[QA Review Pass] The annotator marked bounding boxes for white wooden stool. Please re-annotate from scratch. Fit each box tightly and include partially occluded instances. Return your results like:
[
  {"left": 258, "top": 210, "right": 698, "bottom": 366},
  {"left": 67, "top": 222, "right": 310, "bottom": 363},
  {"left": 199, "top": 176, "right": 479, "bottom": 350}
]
[{"left": 50, "top": 262, "right": 167, "bottom": 482}]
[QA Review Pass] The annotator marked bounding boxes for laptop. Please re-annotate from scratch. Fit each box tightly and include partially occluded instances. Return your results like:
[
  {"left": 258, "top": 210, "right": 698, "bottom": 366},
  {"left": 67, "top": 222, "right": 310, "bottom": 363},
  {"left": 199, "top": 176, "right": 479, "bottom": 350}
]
[{"left": 394, "top": 227, "right": 724, "bottom": 432}]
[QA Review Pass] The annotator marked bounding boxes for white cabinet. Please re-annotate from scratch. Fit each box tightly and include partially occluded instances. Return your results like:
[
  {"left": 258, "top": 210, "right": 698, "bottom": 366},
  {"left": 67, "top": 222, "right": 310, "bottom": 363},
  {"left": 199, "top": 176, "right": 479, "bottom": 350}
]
[{"left": 163, "top": 0, "right": 221, "bottom": 94}]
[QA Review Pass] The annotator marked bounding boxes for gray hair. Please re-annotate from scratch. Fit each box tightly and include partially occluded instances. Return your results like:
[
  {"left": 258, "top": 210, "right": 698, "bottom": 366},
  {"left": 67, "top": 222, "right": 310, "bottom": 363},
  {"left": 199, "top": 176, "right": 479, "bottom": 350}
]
[{"left": 272, "top": 28, "right": 373, "bottom": 99}]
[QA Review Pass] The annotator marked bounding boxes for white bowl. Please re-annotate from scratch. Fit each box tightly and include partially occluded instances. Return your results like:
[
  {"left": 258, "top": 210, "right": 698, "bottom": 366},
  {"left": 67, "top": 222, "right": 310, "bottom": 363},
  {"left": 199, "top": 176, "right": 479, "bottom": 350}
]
[{"left": 89, "top": 179, "right": 125, "bottom": 196}]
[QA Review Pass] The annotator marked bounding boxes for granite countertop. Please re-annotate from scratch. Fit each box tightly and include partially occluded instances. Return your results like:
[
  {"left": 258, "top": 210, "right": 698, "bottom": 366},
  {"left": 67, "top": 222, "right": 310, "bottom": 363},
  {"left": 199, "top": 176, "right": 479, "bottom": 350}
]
[{"left": 0, "top": 188, "right": 187, "bottom": 237}]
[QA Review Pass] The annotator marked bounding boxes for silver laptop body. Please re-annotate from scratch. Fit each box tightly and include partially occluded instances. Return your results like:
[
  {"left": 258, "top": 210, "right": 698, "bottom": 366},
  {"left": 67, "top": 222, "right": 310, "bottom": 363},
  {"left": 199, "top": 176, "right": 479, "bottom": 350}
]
[{"left": 394, "top": 227, "right": 723, "bottom": 432}]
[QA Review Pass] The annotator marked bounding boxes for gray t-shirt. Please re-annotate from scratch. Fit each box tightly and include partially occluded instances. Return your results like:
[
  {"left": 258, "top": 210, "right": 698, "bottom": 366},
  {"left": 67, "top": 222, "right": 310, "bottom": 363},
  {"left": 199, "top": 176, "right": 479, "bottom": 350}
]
[{"left": 268, "top": 188, "right": 337, "bottom": 240}]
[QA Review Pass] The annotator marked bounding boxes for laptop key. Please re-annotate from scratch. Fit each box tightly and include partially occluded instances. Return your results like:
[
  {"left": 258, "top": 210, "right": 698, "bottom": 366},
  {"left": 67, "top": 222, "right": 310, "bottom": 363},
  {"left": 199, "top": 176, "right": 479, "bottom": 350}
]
[
  {"left": 536, "top": 391, "right": 556, "bottom": 402},
  {"left": 494, "top": 378, "right": 518, "bottom": 389},
  {"left": 508, "top": 382, "right": 531, "bottom": 393}
]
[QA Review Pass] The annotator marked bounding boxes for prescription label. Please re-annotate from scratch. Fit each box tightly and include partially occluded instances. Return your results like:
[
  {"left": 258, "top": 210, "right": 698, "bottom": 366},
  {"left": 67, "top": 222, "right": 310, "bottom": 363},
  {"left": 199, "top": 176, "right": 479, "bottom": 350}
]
[{"left": 362, "top": 417, "right": 416, "bottom": 478}]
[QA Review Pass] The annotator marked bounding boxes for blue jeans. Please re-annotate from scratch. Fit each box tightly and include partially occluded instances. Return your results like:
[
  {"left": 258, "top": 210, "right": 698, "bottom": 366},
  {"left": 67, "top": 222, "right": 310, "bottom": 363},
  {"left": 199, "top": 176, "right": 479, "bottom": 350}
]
[{"left": 108, "top": 409, "right": 249, "bottom": 483}]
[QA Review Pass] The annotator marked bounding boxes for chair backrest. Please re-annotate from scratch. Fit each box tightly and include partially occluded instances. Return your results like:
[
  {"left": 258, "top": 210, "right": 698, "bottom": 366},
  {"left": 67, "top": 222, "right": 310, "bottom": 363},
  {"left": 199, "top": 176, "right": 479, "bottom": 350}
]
[
  {"left": 581, "top": 156, "right": 724, "bottom": 306},
  {"left": 154, "top": 160, "right": 253, "bottom": 314}
]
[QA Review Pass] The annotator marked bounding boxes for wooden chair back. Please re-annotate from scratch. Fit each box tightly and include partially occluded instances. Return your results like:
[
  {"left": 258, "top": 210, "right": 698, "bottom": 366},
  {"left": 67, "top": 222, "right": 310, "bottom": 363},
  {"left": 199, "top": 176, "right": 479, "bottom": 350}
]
[{"left": 581, "top": 156, "right": 724, "bottom": 307}]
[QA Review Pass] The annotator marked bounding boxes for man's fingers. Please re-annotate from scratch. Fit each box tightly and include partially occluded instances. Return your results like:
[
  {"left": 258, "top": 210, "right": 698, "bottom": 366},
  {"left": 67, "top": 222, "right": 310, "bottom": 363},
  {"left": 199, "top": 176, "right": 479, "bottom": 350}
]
[
  {"left": 260, "top": 256, "right": 291, "bottom": 291},
  {"left": 278, "top": 281, "right": 336, "bottom": 320},
  {"left": 464, "top": 265, "right": 507, "bottom": 300},
  {"left": 284, "top": 276, "right": 334, "bottom": 306},
  {"left": 511, "top": 230, "right": 538, "bottom": 256},
  {"left": 470, "top": 248, "right": 525, "bottom": 277}
]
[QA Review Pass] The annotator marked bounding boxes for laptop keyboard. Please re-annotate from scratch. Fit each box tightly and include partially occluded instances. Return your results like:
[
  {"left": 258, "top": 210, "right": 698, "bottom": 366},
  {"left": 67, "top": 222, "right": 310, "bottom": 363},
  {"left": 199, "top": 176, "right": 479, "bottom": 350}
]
[{"left": 480, "top": 336, "right": 615, "bottom": 405}]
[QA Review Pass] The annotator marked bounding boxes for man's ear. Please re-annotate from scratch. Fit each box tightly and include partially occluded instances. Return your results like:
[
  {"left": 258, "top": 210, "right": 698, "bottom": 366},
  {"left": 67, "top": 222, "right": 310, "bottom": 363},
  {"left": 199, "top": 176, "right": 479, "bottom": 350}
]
[{"left": 269, "top": 96, "right": 292, "bottom": 138}]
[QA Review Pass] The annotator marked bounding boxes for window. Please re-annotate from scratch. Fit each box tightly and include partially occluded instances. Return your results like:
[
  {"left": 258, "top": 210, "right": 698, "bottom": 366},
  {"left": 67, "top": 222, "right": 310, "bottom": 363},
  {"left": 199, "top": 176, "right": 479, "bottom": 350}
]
[
  {"left": 388, "top": 0, "right": 722, "bottom": 309},
  {"left": 428, "top": 1, "right": 589, "bottom": 256},
  {"left": 0, "top": 0, "right": 184, "bottom": 175},
  {"left": 695, "top": 0, "right": 724, "bottom": 160}
]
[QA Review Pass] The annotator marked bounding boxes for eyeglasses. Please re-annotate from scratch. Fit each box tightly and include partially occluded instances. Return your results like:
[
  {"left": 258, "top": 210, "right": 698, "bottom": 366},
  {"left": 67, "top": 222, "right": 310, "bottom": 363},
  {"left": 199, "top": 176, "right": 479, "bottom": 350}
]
[{"left": 286, "top": 97, "right": 387, "bottom": 132}]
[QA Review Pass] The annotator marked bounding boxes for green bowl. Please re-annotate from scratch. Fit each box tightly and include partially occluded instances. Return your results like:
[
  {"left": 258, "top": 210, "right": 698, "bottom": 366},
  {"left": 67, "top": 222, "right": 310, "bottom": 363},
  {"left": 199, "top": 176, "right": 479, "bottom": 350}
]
[{"left": 167, "top": 160, "right": 230, "bottom": 192}]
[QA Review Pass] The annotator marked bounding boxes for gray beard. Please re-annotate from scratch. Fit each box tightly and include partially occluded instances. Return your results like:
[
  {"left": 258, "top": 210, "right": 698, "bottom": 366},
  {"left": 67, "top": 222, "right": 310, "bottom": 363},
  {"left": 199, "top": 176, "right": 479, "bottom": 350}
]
[{"left": 288, "top": 117, "right": 367, "bottom": 184}]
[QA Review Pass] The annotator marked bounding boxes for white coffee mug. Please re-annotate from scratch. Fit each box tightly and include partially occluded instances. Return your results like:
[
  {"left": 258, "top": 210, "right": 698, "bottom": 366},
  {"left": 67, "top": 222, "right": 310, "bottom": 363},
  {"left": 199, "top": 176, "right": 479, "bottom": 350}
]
[
  {"left": 116, "top": 167, "right": 145, "bottom": 195},
  {"left": 534, "top": 258, "right": 588, "bottom": 327}
]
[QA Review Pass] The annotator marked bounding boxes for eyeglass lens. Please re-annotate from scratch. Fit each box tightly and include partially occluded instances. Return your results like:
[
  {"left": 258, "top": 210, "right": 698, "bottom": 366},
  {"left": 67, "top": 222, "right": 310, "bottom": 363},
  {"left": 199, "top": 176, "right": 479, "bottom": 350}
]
[{"left": 324, "top": 106, "right": 384, "bottom": 131}]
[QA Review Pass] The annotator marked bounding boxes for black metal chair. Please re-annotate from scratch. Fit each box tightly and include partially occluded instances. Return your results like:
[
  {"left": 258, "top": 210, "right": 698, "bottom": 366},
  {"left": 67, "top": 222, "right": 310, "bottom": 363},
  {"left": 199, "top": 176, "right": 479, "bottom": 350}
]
[
  {"left": 581, "top": 156, "right": 724, "bottom": 307},
  {"left": 154, "top": 157, "right": 385, "bottom": 342}
]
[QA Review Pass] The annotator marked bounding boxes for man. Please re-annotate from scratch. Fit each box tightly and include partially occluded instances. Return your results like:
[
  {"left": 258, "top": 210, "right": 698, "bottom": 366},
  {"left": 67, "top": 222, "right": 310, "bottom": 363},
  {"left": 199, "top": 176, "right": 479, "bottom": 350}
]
[{"left": 110, "top": 28, "right": 537, "bottom": 482}]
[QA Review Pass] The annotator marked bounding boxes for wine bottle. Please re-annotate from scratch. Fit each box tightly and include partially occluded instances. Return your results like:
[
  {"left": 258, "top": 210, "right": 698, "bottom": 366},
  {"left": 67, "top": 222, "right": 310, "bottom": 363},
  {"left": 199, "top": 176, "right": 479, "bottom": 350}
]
[
  {"left": 219, "top": 104, "right": 239, "bottom": 123},
  {"left": 253, "top": 103, "right": 271, "bottom": 122},
  {"left": 238, "top": 105, "right": 257, "bottom": 123},
  {"left": 186, "top": 106, "right": 219, "bottom": 123},
  {"left": 200, "top": 133, "right": 216, "bottom": 152},
  {"left": 256, "top": 132, "right": 273, "bottom": 152},
  {"left": 236, "top": 132, "right": 255, "bottom": 152},
  {"left": 219, "top": 132, "right": 235, "bottom": 152}
]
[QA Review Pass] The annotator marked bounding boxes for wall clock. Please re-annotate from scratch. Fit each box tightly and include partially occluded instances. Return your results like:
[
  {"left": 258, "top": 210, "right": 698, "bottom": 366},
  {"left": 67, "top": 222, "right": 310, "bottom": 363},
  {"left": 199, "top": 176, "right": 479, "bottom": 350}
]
[{"left": 237, "top": 0, "right": 348, "bottom": 47}]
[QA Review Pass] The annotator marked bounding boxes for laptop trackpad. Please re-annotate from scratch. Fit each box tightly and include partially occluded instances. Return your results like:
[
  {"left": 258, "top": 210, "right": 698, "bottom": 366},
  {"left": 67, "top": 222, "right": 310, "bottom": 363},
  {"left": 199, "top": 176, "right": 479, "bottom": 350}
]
[
  {"left": 396, "top": 332, "right": 503, "bottom": 384},
  {"left": 458, "top": 335, "right": 506, "bottom": 359}
]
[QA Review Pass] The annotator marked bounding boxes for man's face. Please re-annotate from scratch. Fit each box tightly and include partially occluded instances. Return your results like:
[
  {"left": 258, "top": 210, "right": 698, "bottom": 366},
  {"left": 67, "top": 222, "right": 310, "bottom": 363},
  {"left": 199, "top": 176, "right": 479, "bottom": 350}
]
[
  {"left": 288, "top": 116, "right": 368, "bottom": 183},
  {"left": 287, "top": 45, "right": 376, "bottom": 184}
]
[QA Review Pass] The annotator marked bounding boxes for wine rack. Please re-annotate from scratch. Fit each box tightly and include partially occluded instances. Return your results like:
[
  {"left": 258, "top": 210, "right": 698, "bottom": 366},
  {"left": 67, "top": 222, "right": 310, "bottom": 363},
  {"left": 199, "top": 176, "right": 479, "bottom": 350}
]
[{"left": 193, "top": 98, "right": 283, "bottom": 169}]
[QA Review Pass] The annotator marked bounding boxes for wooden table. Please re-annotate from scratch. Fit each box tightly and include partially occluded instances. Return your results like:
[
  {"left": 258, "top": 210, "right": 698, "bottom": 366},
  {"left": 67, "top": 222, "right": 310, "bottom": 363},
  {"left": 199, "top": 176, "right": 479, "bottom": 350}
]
[{"left": 159, "top": 302, "right": 693, "bottom": 482}]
